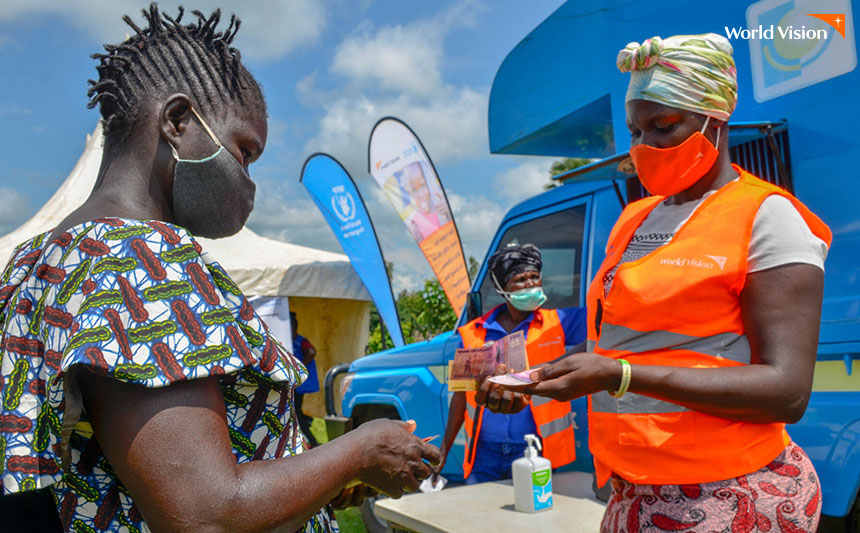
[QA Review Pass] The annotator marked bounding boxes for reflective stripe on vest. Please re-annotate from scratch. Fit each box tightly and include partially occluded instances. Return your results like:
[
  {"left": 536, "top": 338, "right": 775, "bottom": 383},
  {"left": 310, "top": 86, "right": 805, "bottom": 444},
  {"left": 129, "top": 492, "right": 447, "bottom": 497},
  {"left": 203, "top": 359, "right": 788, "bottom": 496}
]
[
  {"left": 586, "top": 168, "right": 832, "bottom": 486},
  {"left": 591, "top": 390, "right": 688, "bottom": 414},
  {"left": 463, "top": 399, "right": 482, "bottom": 470},
  {"left": 458, "top": 307, "right": 576, "bottom": 479},
  {"left": 597, "top": 323, "right": 751, "bottom": 365}
]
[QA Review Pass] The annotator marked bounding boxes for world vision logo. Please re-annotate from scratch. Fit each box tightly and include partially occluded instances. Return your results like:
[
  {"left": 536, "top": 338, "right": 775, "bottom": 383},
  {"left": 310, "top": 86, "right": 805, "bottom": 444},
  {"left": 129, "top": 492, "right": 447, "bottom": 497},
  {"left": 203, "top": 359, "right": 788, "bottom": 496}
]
[
  {"left": 726, "top": 13, "right": 845, "bottom": 41},
  {"left": 806, "top": 14, "right": 847, "bottom": 37},
  {"left": 659, "top": 255, "right": 727, "bottom": 270},
  {"left": 705, "top": 255, "right": 727, "bottom": 270},
  {"left": 740, "top": 0, "right": 856, "bottom": 102}
]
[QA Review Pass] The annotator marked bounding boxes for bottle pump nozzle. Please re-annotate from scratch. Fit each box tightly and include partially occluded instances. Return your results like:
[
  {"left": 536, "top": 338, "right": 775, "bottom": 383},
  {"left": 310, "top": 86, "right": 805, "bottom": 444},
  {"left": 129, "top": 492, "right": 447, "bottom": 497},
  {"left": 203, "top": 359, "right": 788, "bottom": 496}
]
[{"left": 524, "top": 434, "right": 541, "bottom": 457}]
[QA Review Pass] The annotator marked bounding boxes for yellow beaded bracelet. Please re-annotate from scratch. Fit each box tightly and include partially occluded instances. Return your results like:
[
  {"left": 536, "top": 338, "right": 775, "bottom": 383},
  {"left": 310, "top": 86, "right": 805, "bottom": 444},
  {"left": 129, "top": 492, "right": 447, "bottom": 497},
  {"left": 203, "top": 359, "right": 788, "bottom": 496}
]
[{"left": 609, "top": 359, "right": 631, "bottom": 398}]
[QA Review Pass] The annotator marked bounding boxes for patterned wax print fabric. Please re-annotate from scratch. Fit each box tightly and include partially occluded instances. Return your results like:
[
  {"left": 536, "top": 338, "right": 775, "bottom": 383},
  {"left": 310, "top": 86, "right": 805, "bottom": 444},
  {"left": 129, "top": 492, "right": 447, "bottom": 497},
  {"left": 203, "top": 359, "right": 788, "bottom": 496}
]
[
  {"left": 600, "top": 441, "right": 821, "bottom": 532},
  {"left": 0, "top": 218, "right": 338, "bottom": 533},
  {"left": 616, "top": 33, "right": 738, "bottom": 122}
]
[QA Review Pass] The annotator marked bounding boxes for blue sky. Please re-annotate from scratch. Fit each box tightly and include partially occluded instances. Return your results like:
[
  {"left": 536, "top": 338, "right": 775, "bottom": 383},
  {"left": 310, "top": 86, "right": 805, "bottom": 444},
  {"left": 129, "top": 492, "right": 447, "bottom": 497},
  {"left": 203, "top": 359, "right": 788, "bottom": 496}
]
[{"left": 0, "top": 0, "right": 565, "bottom": 292}]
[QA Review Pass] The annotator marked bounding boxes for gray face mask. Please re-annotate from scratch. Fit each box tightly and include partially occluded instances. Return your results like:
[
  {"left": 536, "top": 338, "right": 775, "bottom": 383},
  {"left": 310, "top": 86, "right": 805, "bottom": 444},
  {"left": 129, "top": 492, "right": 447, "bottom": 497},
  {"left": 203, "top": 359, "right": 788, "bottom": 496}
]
[{"left": 168, "top": 107, "right": 256, "bottom": 239}]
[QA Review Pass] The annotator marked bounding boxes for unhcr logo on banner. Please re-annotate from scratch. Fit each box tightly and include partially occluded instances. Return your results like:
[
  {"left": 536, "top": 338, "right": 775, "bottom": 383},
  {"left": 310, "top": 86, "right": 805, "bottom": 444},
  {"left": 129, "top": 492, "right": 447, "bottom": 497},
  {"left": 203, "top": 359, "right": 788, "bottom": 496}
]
[{"left": 736, "top": 0, "right": 856, "bottom": 102}]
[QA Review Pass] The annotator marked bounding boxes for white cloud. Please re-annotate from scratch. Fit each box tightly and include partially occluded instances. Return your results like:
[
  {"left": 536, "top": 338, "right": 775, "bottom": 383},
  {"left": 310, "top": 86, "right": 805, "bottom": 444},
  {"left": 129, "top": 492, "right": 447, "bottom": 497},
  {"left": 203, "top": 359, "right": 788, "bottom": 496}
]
[
  {"left": 286, "top": 1, "right": 497, "bottom": 291},
  {"left": 332, "top": 23, "right": 444, "bottom": 98},
  {"left": 244, "top": 170, "right": 503, "bottom": 293},
  {"left": 306, "top": 89, "right": 487, "bottom": 175},
  {"left": 0, "top": 0, "right": 326, "bottom": 61},
  {"left": 245, "top": 175, "right": 438, "bottom": 293},
  {"left": 447, "top": 191, "right": 504, "bottom": 261},
  {"left": 384, "top": 246, "right": 434, "bottom": 294},
  {"left": 0, "top": 188, "right": 31, "bottom": 236},
  {"left": 492, "top": 158, "right": 557, "bottom": 203},
  {"left": 0, "top": 104, "right": 31, "bottom": 117},
  {"left": 329, "top": 0, "right": 483, "bottom": 98},
  {"left": 244, "top": 178, "right": 340, "bottom": 251},
  {"left": 304, "top": 1, "right": 489, "bottom": 176}
]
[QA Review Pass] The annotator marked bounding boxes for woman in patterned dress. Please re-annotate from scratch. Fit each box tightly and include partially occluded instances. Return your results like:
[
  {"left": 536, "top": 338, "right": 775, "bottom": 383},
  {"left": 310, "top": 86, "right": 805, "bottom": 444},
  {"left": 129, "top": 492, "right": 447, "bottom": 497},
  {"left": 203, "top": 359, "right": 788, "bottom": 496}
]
[{"left": 0, "top": 5, "right": 440, "bottom": 532}]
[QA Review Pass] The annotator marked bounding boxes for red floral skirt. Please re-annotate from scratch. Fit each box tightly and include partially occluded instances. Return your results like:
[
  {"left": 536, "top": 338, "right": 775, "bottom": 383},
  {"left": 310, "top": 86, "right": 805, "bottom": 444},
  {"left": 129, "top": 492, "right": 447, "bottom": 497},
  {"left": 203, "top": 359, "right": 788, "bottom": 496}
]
[{"left": 600, "top": 441, "right": 821, "bottom": 532}]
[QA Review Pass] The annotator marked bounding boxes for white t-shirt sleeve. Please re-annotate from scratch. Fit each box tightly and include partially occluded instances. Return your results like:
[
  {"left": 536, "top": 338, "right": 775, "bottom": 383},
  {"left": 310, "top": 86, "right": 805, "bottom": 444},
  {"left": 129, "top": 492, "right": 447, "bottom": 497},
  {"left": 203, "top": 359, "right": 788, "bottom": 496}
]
[{"left": 747, "top": 195, "right": 828, "bottom": 273}]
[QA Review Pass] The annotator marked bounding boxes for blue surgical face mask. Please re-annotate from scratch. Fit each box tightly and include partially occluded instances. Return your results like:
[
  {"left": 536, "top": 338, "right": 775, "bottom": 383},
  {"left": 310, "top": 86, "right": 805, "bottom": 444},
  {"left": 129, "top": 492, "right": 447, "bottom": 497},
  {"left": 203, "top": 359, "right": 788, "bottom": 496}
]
[
  {"left": 506, "top": 287, "right": 547, "bottom": 311},
  {"left": 492, "top": 271, "right": 548, "bottom": 312}
]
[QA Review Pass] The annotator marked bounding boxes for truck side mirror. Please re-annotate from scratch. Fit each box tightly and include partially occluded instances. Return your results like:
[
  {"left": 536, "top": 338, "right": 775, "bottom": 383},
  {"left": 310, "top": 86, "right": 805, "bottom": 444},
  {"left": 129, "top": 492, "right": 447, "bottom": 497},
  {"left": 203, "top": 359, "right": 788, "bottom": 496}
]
[{"left": 466, "top": 290, "right": 482, "bottom": 321}]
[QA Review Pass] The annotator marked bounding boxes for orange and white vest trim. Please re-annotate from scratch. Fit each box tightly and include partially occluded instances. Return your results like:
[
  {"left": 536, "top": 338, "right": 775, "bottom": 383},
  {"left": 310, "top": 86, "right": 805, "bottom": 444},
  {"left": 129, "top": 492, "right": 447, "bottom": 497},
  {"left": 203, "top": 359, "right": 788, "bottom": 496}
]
[
  {"left": 587, "top": 167, "right": 832, "bottom": 486},
  {"left": 459, "top": 306, "right": 576, "bottom": 479}
]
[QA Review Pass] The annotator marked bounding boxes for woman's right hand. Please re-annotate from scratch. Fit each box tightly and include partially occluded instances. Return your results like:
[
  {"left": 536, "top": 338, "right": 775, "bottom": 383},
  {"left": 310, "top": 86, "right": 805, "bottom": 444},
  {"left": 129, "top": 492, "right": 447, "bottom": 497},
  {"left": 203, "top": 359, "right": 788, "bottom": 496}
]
[
  {"left": 353, "top": 419, "right": 441, "bottom": 498},
  {"left": 509, "top": 351, "right": 621, "bottom": 401}
]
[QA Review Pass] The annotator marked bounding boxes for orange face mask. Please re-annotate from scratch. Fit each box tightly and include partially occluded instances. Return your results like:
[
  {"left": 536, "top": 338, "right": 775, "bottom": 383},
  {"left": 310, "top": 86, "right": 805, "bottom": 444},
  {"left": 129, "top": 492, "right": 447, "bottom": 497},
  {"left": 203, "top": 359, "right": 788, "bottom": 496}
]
[{"left": 629, "top": 117, "right": 720, "bottom": 197}]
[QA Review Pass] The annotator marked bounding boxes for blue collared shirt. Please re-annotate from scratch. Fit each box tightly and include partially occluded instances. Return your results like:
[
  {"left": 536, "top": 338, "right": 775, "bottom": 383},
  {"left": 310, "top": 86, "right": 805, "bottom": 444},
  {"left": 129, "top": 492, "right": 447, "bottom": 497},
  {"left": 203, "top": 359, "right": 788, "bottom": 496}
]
[{"left": 459, "top": 305, "right": 586, "bottom": 444}]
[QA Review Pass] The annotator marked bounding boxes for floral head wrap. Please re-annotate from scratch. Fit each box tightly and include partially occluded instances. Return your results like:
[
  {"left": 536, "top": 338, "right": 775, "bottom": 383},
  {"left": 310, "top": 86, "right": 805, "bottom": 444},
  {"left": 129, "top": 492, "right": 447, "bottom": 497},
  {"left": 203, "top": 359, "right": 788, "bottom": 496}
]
[{"left": 617, "top": 33, "right": 738, "bottom": 121}]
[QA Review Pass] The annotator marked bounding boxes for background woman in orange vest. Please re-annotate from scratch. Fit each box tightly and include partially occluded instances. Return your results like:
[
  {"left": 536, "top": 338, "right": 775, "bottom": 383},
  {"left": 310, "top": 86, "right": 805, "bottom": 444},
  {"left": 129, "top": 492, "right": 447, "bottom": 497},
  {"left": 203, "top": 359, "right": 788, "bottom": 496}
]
[
  {"left": 435, "top": 243, "right": 586, "bottom": 484},
  {"left": 489, "top": 34, "right": 831, "bottom": 531}
]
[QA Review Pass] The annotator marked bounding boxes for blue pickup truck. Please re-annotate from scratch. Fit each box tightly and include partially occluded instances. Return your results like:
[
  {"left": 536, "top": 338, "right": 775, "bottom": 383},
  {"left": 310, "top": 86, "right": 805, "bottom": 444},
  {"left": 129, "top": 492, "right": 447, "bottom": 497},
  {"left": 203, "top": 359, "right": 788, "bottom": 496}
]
[{"left": 326, "top": 1, "right": 860, "bottom": 529}]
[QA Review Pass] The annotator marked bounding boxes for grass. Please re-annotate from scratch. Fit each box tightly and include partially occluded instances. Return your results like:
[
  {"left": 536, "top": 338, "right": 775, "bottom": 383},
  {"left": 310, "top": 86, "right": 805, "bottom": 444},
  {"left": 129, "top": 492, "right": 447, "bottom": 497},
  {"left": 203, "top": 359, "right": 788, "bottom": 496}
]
[
  {"left": 334, "top": 507, "right": 368, "bottom": 533},
  {"left": 309, "top": 417, "right": 369, "bottom": 533}
]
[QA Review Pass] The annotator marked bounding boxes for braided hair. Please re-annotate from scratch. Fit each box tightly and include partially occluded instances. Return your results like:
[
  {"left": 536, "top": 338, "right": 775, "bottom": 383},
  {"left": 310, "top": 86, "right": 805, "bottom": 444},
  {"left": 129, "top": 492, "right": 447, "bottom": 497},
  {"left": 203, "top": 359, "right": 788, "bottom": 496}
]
[{"left": 88, "top": 4, "right": 265, "bottom": 147}]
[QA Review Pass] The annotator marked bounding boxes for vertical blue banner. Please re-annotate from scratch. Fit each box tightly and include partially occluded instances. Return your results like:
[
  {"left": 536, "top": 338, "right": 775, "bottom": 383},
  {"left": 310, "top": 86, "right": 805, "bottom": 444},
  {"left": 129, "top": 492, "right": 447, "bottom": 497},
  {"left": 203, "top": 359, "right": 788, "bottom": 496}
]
[{"left": 300, "top": 153, "right": 405, "bottom": 348}]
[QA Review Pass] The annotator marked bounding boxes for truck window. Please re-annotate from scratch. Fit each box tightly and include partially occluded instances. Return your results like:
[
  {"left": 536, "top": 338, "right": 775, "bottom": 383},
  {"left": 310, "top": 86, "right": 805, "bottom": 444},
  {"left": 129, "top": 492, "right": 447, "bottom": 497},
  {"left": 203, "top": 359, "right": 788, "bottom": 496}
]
[
  {"left": 479, "top": 206, "right": 586, "bottom": 311},
  {"left": 728, "top": 127, "right": 793, "bottom": 193}
]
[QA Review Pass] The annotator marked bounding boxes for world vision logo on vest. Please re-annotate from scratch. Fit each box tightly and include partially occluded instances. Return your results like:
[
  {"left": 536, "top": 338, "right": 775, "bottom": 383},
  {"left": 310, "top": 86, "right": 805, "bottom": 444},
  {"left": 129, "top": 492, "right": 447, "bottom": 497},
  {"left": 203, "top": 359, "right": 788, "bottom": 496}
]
[
  {"left": 535, "top": 335, "right": 563, "bottom": 349},
  {"left": 735, "top": 0, "right": 856, "bottom": 102},
  {"left": 659, "top": 255, "right": 727, "bottom": 271}
]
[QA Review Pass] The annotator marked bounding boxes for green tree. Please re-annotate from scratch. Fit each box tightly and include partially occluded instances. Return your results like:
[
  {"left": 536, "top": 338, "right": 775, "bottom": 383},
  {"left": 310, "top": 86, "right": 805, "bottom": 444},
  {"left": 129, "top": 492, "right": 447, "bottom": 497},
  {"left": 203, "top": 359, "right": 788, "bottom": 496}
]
[
  {"left": 366, "top": 279, "right": 458, "bottom": 353},
  {"left": 365, "top": 256, "right": 481, "bottom": 353},
  {"left": 468, "top": 255, "right": 480, "bottom": 282},
  {"left": 544, "top": 158, "right": 592, "bottom": 189},
  {"left": 411, "top": 279, "right": 458, "bottom": 339}
]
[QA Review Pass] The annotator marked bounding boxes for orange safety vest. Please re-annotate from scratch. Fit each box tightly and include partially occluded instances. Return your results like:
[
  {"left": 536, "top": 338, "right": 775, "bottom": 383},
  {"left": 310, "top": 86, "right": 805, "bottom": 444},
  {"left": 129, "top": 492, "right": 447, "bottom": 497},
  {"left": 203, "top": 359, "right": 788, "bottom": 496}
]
[
  {"left": 587, "top": 166, "right": 832, "bottom": 486},
  {"left": 459, "top": 306, "right": 576, "bottom": 479}
]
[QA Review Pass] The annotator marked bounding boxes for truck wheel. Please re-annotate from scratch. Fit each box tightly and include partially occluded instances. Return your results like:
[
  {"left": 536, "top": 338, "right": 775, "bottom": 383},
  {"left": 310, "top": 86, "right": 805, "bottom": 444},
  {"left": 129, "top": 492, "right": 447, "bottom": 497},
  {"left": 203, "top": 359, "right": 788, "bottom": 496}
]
[
  {"left": 351, "top": 404, "right": 401, "bottom": 533},
  {"left": 847, "top": 491, "right": 860, "bottom": 533},
  {"left": 360, "top": 496, "right": 393, "bottom": 533},
  {"left": 351, "top": 404, "right": 401, "bottom": 426},
  {"left": 821, "top": 491, "right": 860, "bottom": 532}
]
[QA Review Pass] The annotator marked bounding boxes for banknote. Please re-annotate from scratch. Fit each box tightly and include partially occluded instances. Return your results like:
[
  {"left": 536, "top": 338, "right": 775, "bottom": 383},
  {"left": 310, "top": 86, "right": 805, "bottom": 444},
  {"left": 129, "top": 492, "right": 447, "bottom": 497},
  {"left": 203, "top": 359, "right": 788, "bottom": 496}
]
[
  {"left": 487, "top": 369, "right": 535, "bottom": 387},
  {"left": 448, "top": 330, "right": 528, "bottom": 391}
]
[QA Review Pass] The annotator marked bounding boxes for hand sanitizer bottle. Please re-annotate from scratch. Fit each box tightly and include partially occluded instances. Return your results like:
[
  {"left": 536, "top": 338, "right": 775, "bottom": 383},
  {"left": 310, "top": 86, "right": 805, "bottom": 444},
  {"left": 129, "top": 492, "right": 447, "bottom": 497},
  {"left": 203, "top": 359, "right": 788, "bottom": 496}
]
[{"left": 512, "top": 434, "right": 553, "bottom": 513}]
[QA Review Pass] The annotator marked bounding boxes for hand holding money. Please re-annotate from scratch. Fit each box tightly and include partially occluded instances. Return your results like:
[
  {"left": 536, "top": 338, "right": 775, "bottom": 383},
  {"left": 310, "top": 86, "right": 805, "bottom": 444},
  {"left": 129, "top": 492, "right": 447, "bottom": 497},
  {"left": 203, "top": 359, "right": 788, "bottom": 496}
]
[
  {"left": 487, "top": 369, "right": 536, "bottom": 387},
  {"left": 474, "top": 364, "right": 531, "bottom": 414},
  {"left": 488, "top": 350, "right": 621, "bottom": 403},
  {"left": 448, "top": 330, "right": 528, "bottom": 391}
]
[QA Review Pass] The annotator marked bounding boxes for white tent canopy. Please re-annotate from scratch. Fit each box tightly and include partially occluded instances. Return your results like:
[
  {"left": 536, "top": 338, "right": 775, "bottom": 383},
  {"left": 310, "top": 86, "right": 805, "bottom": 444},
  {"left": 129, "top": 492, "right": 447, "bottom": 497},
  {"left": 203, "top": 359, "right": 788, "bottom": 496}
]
[{"left": 0, "top": 124, "right": 370, "bottom": 302}]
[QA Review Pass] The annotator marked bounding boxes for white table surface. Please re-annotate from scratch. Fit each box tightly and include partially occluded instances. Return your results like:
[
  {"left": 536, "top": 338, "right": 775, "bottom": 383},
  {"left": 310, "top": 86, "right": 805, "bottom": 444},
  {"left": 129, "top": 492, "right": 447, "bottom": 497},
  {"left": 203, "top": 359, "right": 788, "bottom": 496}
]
[{"left": 373, "top": 471, "right": 607, "bottom": 532}]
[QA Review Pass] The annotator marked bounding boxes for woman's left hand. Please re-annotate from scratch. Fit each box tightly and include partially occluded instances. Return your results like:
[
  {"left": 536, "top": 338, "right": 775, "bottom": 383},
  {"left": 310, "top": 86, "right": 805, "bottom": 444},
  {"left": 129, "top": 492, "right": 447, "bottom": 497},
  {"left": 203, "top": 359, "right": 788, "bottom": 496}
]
[
  {"left": 329, "top": 484, "right": 378, "bottom": 510},
  {"left": 508, "top": 352, "right": 621, "bottom": 402}
]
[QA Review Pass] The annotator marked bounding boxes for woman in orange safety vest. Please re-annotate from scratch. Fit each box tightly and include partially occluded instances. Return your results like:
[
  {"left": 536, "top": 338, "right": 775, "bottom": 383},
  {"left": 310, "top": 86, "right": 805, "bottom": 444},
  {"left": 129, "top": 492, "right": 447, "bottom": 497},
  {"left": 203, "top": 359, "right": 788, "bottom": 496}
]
[
  {"left": 489, "top": 33, "right": 830, "bottom": 531},
  {"left": 435, "top": 243, "right": 586, "bottom": 484}
]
